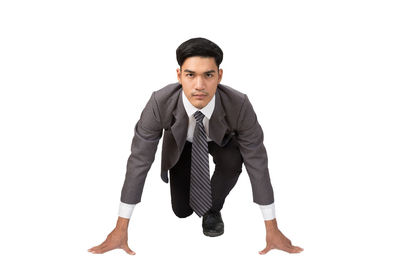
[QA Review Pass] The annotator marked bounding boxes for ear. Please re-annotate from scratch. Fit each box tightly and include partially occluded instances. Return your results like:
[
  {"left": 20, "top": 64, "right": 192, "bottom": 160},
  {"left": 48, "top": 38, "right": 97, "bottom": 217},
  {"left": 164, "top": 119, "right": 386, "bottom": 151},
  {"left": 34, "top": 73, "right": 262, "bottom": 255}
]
[
  {"left": 176, "top": 68, "right": 182, "bottom": 84},
  {"left": 217, "top": 68, "right": 223, "bottom": 83}
]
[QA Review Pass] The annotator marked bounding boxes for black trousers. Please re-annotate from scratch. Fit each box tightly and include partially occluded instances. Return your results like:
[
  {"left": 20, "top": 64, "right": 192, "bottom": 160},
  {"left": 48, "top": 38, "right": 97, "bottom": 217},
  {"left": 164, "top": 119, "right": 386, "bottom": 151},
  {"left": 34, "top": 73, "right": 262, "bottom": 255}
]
[{"left": 169, "top": 138, "right": 243, "bottom": 218}]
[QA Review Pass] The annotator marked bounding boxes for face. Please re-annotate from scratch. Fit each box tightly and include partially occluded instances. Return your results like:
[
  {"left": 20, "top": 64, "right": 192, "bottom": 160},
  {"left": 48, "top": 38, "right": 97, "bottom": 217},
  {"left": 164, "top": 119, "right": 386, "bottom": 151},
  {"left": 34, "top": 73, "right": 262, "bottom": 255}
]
[{"left": 176, "top": 56, "right": 223, "bottom": 109}]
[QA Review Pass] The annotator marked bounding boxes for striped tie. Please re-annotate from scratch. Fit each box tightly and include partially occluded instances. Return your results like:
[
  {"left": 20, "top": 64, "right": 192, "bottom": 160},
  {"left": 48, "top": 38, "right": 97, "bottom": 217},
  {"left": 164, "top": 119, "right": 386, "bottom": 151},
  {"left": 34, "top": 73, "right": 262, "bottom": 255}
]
[{"left": 189, "top": 111, "right": 212, "bottom": 217}]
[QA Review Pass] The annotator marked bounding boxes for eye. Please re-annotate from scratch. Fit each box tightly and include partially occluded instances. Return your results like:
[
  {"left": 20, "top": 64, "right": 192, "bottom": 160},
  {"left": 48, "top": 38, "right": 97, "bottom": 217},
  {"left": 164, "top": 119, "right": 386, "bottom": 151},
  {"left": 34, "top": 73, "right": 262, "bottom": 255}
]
[
  {"left": 207, "top": 73, "right": 213, "bottom": 77},
  {"left": 186, "top": 73, "right": 194, "bottom": 77}
]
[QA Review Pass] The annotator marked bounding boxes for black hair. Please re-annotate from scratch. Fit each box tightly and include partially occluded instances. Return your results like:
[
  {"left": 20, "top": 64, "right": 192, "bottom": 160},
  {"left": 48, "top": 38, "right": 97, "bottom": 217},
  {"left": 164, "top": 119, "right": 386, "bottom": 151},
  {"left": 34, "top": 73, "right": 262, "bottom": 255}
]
[{"left": 176, "top": 37, "right": 223, "bottom": 69}]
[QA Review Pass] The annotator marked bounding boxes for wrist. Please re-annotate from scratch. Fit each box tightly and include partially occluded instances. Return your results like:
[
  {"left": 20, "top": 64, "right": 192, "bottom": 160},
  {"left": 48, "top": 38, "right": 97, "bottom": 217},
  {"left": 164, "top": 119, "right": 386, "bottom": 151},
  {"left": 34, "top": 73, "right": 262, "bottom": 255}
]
[
  {"left": 115, "top": 216, "right": 130, "bottom": 231},
  {"left": 264, "top": 218, "right": 278, "bottom": 232}
]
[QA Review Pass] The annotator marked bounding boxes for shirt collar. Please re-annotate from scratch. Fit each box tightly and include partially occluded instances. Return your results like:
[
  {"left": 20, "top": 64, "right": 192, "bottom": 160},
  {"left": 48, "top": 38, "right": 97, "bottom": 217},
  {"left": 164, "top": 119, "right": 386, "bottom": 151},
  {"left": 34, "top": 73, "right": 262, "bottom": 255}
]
[{"left": 182, "top": 90, "right": 215, "bottom": 120}]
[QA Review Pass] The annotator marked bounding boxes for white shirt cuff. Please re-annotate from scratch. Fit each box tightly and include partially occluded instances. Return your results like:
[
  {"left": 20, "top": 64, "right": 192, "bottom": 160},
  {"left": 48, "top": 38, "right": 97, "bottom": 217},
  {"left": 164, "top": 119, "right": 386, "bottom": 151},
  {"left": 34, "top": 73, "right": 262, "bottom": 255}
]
[
  {"left": 259, "top": 203, "right": 276, "bottom": 220},
  {"left": 118, "top": 202, "right": 136, "bottom": 219}
]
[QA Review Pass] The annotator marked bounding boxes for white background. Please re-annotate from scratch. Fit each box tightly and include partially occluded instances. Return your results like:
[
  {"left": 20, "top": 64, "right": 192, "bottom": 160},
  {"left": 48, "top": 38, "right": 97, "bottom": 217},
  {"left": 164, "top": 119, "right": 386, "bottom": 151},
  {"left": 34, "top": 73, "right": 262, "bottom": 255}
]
[{"left": 1, "top": 0, "right": 399, "bottom": 266}]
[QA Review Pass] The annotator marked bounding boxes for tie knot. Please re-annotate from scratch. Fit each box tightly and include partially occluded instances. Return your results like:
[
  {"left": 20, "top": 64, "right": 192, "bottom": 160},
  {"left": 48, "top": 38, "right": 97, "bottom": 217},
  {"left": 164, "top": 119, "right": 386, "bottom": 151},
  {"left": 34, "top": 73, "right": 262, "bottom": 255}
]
[{"left": 194, "top": 111, "right": 205, "bottom": 123}]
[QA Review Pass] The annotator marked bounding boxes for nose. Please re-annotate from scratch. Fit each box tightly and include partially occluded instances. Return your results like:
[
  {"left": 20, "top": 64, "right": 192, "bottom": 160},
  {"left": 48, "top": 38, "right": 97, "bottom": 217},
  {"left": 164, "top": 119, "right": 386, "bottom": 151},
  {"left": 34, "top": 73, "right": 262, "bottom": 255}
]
[{"left": 194, "top": 76, "right": 206, "bottom": 90}]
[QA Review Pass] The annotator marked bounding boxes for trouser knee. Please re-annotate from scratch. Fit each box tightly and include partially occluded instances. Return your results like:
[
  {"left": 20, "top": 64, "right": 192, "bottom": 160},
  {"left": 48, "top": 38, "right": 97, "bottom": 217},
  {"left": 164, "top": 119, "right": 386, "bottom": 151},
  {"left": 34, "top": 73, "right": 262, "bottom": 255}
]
[{"left": 172, "top": 205, "right": 193, "bottom": 218}]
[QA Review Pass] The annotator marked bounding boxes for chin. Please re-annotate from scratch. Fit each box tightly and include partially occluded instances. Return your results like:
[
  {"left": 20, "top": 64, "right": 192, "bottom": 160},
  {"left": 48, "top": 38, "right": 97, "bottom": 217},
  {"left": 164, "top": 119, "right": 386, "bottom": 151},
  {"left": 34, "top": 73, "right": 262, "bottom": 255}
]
[
  {"left": 193, "top": 102, "right": 205, "bottom": 109},
  {"left": 194, "top": 103, "right": 205, "bottom": 109},
  {"left": 190, "top": 97, "right": 210, "bottom": 109}
]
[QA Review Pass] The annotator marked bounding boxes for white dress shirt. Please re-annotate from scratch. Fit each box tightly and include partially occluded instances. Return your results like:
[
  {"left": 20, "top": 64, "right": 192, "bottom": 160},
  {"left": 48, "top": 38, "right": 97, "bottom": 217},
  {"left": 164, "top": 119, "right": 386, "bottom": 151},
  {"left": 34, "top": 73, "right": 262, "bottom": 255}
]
[{"left": 119, "top": 91, "right": 276, "bottom": 221}]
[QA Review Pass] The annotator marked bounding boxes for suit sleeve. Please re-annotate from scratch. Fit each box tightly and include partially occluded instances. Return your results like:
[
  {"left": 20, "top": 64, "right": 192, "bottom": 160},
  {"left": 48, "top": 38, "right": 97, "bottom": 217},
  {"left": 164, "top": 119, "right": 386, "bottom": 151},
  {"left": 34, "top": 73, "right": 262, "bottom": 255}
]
[
  {"left": 235, "top": 94, "right": 275, "bottom": 205},
  {"left": 120, "top": 92, "right": 163, "bottom": 204}
]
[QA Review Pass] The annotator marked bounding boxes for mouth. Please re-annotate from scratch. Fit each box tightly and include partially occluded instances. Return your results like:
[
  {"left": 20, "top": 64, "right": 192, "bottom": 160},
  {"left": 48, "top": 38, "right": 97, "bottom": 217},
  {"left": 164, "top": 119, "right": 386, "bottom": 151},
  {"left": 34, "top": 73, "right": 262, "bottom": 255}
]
[{"left": 193, "top": 94, "right": 207, "bottom": 99}]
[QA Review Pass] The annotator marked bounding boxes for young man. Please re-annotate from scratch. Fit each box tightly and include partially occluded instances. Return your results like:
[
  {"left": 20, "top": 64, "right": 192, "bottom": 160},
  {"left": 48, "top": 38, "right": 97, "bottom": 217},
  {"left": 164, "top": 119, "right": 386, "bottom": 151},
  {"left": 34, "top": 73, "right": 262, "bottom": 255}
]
[{"left": 88, "top": 37, "right": 303, "bottom": 255}]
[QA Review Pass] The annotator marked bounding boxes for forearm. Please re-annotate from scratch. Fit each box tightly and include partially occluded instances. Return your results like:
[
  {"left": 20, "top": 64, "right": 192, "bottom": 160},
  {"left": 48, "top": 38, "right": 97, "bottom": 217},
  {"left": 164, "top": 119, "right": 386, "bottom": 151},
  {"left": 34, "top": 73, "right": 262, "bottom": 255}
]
[
  {"left": 236, "top": 96, "right": 275, "bottom": 205},
  {"left": 121, "top": 91, "right": 163, "bottom": 204}
]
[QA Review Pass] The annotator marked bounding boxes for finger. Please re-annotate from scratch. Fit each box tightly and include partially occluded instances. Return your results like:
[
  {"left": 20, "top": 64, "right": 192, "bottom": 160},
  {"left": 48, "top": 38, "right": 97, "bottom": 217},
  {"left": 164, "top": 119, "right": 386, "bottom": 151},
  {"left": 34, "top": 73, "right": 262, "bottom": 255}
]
[
  {"left": 259, "top": 245, "right": 273, "bottom": 255},
  {"left": 94, "top": 244, "right": 113, "bottom": 254},
  {"left": 88, "top": 240, "right": 107, "bottom": 252},
  {"left": 90, "top": 243, "right": 110, "bottom": 254},
  {"left": 284, "top": 245, "right": 303, "bottom": 254},
  {"left": 276, "top": 244, "right": 295, "bottom": 253},
  {"left": 291, "top": 246, "right": 304, "bottom": 253},
  {"left": 88, "top": 243, "right": 104, "bottom": 252},
  {"left": 121, "top": 244, "right": 136, "bottom": 255}
]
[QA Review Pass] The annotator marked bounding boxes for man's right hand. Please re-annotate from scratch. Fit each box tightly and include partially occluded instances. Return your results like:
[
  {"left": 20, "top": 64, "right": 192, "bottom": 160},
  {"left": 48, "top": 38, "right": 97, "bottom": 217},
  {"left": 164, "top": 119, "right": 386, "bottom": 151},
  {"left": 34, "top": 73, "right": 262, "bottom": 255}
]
[{"left": 88, "top": 217, "right": 135, "bottom": 255}]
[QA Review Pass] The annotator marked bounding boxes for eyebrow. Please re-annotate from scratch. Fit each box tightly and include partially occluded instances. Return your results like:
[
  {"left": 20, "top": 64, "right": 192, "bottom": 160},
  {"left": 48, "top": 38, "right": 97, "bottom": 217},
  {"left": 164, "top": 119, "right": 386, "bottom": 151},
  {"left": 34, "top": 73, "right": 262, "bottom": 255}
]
[{"left": 183, "top": 69, "right": 216, "bottom": 74}]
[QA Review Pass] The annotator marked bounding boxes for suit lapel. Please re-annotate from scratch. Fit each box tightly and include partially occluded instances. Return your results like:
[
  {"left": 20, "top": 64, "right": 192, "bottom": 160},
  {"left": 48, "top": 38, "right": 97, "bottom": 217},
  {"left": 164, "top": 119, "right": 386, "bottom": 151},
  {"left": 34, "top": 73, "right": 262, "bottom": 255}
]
[
  {"left": 171, "top": 89, "right": 188, "bottom": 155},
  {"left": 209, "top": 89, "right": 230, "bottom": 146}
]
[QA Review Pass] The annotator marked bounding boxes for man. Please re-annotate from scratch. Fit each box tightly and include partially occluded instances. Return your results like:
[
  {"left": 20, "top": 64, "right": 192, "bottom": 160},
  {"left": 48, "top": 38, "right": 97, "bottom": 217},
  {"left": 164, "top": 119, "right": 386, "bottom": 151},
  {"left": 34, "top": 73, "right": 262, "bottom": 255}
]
[{"left": 88, "top": 37, "right": 303, "bottom": 255}]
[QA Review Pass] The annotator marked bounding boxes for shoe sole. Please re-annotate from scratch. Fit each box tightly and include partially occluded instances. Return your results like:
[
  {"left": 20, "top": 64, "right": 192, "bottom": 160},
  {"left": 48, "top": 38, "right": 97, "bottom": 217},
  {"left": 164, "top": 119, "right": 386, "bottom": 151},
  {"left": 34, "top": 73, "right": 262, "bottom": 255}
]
[{"left": 203, "top": 230, "right": 224, "bottom": 237}]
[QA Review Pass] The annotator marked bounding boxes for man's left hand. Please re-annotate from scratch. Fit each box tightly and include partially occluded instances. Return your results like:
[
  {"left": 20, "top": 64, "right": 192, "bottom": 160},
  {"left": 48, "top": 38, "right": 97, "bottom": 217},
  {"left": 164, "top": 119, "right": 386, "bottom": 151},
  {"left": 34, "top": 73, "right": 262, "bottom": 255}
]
[{"left": 259, "top": 219, "right": 304, "bottom": 255}]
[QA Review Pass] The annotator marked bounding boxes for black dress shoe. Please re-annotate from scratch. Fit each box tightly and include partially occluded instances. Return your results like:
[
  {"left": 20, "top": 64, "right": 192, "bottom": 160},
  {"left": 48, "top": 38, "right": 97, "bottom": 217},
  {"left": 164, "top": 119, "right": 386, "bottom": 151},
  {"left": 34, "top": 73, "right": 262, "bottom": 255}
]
[{"left": 202, "top": 210, "right": 224, "bottom": 237}]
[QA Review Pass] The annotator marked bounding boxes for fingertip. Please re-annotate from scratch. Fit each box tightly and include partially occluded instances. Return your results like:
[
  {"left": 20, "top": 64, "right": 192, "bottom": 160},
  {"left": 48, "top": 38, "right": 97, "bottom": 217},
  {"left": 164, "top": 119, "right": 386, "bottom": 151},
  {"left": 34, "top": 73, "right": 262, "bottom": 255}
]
[{"left": 125, "top": 249, "right": 135, "bottom": 255}]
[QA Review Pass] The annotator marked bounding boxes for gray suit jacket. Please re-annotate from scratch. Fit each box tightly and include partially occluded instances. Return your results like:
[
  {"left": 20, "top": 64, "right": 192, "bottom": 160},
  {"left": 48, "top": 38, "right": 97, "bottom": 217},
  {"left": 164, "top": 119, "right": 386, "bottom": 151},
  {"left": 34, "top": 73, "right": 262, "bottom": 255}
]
[{"left": 120, "top": 82, "right": 274, "bottom": 205}]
